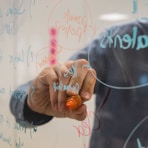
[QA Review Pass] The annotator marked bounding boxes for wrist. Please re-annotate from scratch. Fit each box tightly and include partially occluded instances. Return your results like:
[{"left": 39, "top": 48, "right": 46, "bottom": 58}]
[{"left": 24, "top": 97, "right": 53, "bottom": 125}]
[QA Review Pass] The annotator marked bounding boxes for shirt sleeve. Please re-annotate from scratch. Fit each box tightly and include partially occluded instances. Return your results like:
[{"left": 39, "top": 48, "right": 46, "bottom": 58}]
[{"left": 10, "top": 81, "right": 53, "bottom": 126}]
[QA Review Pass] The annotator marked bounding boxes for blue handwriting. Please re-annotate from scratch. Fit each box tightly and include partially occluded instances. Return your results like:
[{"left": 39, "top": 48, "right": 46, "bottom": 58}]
[
  {"left": 132, "top": 0, "right": 138, "bottom": 14},
  {"left": 13, "top": 121, "right": 37, "bottom": 138},
  {"left": 123, "top": 115, "right": 148, "bottom": 148},
  {"left": 0, "top": 132, "right": 12, "bottom": 146},
  {"left": 64, "top": 63, "right": 77, "bottom": 78},
  {"left": 0, "top": 88, "right": 5, "bottom": 94},
  {"left": 0, "top": 23, "right": 15, "bottom": 35},
  {"left": 137, "top": 138, "right": 148, "bottom": 148},
  {"left": 9, "top": 46, "right": 33, "bottom": 69},
  {"left": 100, "top": 26, "right": 148, "bottom": 50},
  {"left": 53, "top": 81, "right": 79, "bottom": 94},
  {"left": 132, "top": 0, "right": 148, "bottom": 20},
  {"left": 9, "top": 51, "right": 24, "bottom": 69},
  {"left": 0, "top": 114, "right": 4, "bottom": 125},
  {"left": 15, "top": 137, "right": 24, "bottom": 148},
  {"left": 6, "top": 0, "right": 25, "bottom": 16}
]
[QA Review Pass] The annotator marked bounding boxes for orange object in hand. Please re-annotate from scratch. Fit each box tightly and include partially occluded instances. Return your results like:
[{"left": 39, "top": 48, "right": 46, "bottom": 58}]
[{"left": 66, "top": 95, "right": 82, "bottom": 110}]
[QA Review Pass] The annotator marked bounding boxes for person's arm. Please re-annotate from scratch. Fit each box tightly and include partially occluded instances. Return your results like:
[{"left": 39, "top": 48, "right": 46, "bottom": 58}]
[
  {"left": 10, "top": 81, "right": 53, "bottom": 126},
  {"left": 10, "top": 59, "right": 96, "bottom": 125}
]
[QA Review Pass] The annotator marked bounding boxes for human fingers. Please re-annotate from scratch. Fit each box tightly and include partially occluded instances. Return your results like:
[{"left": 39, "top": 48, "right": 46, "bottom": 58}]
[
  {"left": 66, "top": 104, "right": 87, "bottom": 121},
  {"left": 38, "top": 67, "right": 59, "bottom": 111},
  {"left": 65, "top": 59, "right": 89, "bottom": 96},
  {"left": 80, "top": 68, "right": 96, "bottom": 101},
  {"left": 53, "top": 64, "right": 71, "bottom": 111},
  {"left": 47, "top": 104, "right": 87, "bottom": 121}
]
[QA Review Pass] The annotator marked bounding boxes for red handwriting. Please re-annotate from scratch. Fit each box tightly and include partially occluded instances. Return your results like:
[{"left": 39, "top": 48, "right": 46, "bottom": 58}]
[
  {"left": 55, "top": 8, "right": 88, "bottom": 43},
  {"left": 35, "top": 46, "right": 62, "bottom": 72},
  {"left": 83, "top": 144, "right": 87, "bottom": 148},
  {"left": 73, "top": 88, "right": 111, "bottom": 138},
  {"left": 48, "top": 0, "right": 96, "bottom": 50},
  {"left": 73, "top": 110, "right": 100, "bottom": 137}
]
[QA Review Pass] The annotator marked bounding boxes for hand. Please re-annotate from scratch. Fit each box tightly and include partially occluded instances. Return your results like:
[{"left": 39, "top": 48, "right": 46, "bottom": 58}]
[{"left": 27, "top": 59, "right": 96, "bottom": 121}]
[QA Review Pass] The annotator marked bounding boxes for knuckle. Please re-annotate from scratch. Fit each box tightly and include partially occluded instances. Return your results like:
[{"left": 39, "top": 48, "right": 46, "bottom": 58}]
[
  {"left": 51, "top": 76, "right": 59, "bottom": 84},
  {"left": 76, "top": 113, "right": 86, "bottom": 121},
  {"left": 89, "top": 68, "right": 97, "bottom": 77},
  {"left": 72, "top": 76, "right": 82, "bottom": 85},
  {"left": 39, "top": 67, "right": 50, "bottom": 76},
  {"left": 79, "top": 59, "right": 88, "bottom": 66},
  {"left": 65, "top": 60, "right": 74, "bottom": 66}
]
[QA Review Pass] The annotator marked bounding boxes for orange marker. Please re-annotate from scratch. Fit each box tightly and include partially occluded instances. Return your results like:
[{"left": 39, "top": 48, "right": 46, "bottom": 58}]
[{"left": 66, "top": 95, "right": 82, "bottom": 110}]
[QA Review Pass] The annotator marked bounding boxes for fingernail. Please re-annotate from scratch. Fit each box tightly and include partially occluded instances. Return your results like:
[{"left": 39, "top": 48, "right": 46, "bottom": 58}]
[{"left": 81, "top": 92, "right": 90, "bottom": 100}]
